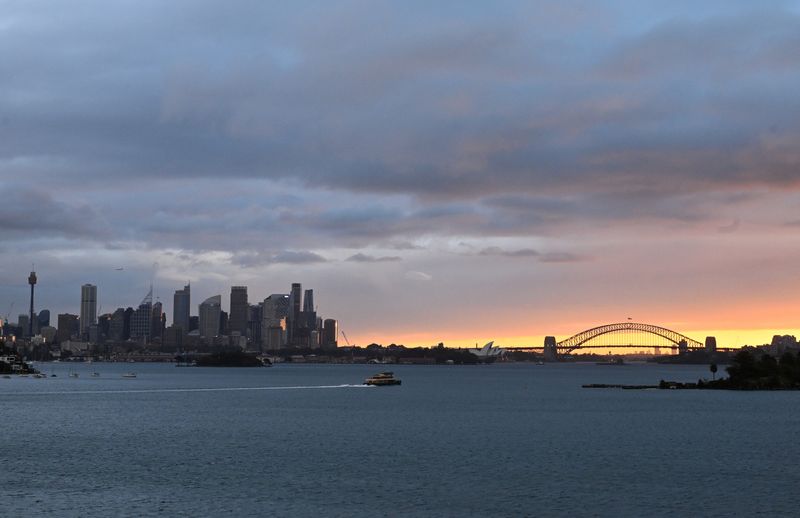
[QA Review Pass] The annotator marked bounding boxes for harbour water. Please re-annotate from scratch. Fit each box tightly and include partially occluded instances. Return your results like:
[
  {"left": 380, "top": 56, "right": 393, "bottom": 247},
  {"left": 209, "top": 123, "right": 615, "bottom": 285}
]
[{"left": 2, "top": 362, "right": 798, "bottom": 517}]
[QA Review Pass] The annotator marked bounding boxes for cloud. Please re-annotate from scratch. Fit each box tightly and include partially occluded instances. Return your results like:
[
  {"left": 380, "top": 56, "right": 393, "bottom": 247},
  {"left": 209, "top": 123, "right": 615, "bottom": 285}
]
[
  {"left": 233, "top": 250, "right": 328, "bottom": 267},
  {"left": 717, "top": 219, "right": 741, "bottom": 234},
  {"left": 346, "top": 253, "right": 402, "bottom": 263},
  {"left": 537, "top": 252, "right": 586, "bottom": 263},
  {"left": 404, "top": 270, "right": 432, "bottom": 281},
  {"left": 478, "top": 247, "right": 539, "bottom": 257}
]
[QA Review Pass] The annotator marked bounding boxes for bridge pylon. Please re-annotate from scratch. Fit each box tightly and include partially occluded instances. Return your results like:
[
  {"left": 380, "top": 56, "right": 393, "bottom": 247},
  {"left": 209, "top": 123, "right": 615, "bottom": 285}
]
[{"left": 543, "top": 336, "right": 558, "bottom": 362}]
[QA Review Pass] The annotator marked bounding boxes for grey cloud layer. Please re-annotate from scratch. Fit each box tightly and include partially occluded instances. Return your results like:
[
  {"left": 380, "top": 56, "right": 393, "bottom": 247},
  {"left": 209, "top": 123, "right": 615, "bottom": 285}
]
[{"left": 2, "top": 1, "right": 800, "bottom": 254}]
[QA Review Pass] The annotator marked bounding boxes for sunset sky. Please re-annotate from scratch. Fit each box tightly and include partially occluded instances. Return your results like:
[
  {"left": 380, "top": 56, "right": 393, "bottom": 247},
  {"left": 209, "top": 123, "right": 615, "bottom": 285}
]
[{"left": 2, "top": 1, "right": 800, "bottom": 348}]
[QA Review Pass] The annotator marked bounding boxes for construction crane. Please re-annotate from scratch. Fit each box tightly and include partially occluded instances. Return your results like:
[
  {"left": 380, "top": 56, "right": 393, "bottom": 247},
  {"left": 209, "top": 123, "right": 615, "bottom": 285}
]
[
  {"left": 341, "top": 330, "right": 352, "bottom": 347},
  {"left": 5, "top": 301, "right": 14, "bottom": 323}
]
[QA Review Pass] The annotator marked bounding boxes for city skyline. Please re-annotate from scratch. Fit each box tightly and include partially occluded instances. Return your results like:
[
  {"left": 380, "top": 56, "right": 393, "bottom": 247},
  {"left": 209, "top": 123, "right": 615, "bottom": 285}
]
[{"left": 2, "top": 2, "right": 800, "bottom": 348}]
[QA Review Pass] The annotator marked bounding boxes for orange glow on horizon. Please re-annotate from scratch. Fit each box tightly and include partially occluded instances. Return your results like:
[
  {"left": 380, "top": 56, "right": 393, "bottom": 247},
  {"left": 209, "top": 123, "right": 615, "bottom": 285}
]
[{"left": 351, "top": 328, "right": 799, "bottom": 349}]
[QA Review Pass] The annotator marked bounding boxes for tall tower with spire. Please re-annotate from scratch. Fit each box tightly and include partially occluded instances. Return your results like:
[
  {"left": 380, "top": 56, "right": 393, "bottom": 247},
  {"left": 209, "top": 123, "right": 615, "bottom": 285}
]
[{"left": 28, "top": 270, "right": 37, "bottom": 337}]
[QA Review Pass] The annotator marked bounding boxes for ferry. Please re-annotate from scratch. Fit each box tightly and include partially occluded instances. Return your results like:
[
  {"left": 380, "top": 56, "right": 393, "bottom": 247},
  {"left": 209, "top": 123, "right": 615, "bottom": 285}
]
[{"left": 364, "top": 372, "right": 401, "bottom": 386}]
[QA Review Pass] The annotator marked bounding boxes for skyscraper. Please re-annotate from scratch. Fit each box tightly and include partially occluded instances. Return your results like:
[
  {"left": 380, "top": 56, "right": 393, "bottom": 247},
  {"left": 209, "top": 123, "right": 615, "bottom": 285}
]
[
  {"left": 130, "top": 288, "right": 153, "bottom": 343},
  {"left": 323, "top": 319, "right": 338, "bottom": 349},
  {"left": 173, "top": 284, "right": 191, "bottom": 334},
  {"left": 262, "top": 294, "right": 289, "bottom": 350},
  {"left": 80, "top": 284, "right": 98, "bottom": 336},
  {"left": 151, "top": 301, "right": 164, "bottom": 343},
  {"left": 229, "top": 286, "right": 248, "bottom": 336},
  {"left": 199, "top": 295, "right": 222, "bottom": 343},
  {"left": 287, "top": 283, "right": 302, "bottom": 345}
]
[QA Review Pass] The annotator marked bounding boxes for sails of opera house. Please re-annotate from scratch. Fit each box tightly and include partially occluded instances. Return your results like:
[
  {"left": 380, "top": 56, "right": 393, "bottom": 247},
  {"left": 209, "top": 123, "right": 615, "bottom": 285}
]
[{"left": 464, "top": 341, "right": 506, "bottom": 363}]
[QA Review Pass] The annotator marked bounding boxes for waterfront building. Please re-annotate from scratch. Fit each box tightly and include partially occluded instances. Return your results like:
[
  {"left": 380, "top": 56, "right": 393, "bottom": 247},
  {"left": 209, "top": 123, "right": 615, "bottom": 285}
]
[
  {"left": 79, "top": 284, "right": 98, "bottom": 337},
  {"left": 173, "top": 284, "right": 191, "bottom": 335},
  {"left": 229, "top": 286, "right": 249, "bottom": 337},
  {"left": 199, "top": 295, "right": 222, "bottom": 343}
]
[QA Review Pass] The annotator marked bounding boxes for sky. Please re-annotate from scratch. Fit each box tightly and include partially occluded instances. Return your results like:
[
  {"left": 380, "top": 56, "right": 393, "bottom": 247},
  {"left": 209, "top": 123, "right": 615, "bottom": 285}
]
[{"left": 2, "top": 0, "right": 800, "bottom": 348}]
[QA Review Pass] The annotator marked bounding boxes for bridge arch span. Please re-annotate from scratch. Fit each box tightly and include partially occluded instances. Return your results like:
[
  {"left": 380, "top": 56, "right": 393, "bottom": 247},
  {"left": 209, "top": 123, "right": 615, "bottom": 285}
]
[{"left": 556, "top": 322, "right": 703, "bottom": 352}]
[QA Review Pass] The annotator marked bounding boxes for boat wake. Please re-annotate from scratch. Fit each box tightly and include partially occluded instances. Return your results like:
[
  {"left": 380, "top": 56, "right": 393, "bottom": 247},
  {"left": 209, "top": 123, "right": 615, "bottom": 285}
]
[{"left": 0, "top": 384, "right": 372, "bottom": 396}]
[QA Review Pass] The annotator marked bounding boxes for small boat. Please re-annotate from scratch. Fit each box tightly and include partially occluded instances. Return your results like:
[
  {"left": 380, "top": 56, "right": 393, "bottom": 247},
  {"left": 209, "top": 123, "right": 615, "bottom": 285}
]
[
  {"left": 33, "top": 373, "right": 47, "bottom": 379},
  {"left": 69, "top": 372, "right": 79, "bottom": 378},
  {"left": 91, "top": 372, "right": 100, "bottom": 377},
  {"left": 364, "top": 372, "right": 401, "bottom": 386},
  {"left": 122, "top": 373, "right": 137, "bottom": 379}
]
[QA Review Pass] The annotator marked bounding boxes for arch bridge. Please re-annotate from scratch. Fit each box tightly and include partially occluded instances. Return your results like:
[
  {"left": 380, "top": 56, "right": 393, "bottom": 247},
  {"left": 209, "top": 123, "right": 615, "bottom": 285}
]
[
  {"left": 504, "top": 322, "right": 715, "bottom": 360},
  {"left": 555, "top": 322, "right": 703, "bottom": 353}
]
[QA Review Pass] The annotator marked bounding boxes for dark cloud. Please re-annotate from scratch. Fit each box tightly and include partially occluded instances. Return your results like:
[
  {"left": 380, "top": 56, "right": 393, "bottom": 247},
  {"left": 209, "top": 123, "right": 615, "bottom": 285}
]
[
  {"left": 346, "top": 253, "right": 402, "bottom": 263},
  {"left": 0, "top": 187, "right": 106, "bottom": 239}
]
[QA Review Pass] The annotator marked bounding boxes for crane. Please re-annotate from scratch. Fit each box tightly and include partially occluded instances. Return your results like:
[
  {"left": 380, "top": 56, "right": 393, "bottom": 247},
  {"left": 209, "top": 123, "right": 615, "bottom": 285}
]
[
  {"left": 5, "top": 301, "right": 14, "bottom": 323},
  {"left": 341, "top": 329, "right": 352, "bottom": 347}
]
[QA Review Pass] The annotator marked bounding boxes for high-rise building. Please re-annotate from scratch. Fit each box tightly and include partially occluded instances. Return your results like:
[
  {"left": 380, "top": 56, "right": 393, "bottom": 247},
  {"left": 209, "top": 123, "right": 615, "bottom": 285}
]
[
  {"left": 80, "top": 284, "right": 98, "bottom": 336},
  {"left": 130, "top": 288, "right": 153, "bottom": 343},
  {"left": 18, "top": 314, "right": 30, "bottom": 338},
  {"left": 37, "top": 310, "right": 50, "bottom": 333},
  {"left": 262, "top": 294, "right": 289, "bottom": 350},
  {"left": 229, "top": 286, "right": 248, "bottom": 336},
  {"left": 287, "top": 283, "right": 302, "bottom": 344},
  {"left": 109, "top": 308, "right": 131, "bottom": 342},
  {"left": 56, "top": 313, "right": 79, "bottom": 343},
  {"left": 173, "top": 284, "right": 191, "bottom": 334},
  {"left": 199, "top": 295, "right": 222, "bottom": 343},
  {"left": 151, "top": 301, "right": 164, "bottom": 343},
  {"left": 323, "top": 319, "right": 338, "bottom": 349},
  {"left": 248, "top": 303, "right": 263, "bottom": 346}
]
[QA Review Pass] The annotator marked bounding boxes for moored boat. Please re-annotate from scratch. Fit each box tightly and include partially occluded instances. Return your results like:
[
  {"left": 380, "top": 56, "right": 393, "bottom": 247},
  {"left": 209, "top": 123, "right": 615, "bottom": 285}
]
[
  {"left": 364, "top": 371, "right": 401, "bottom": 386},
  {"left": 122, "top": 373, "right": 137, "bottom": 379}
]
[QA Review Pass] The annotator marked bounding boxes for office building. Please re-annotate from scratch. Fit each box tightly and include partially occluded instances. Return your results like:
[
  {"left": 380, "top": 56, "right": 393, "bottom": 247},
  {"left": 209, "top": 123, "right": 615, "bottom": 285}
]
[
  {"left": 173, "top": 284, "right": 191, "bottom": 334},
  {"left": 80, "top": 284, "right": 98, "bottom": 336},
  {"left": 130, "top": 289, "right": 153, "bottom": 342},
  {"left": 57, "top": 313, "right": 79, "bottom": 343},
  {"left": 229, "top": 286, "right": 248, "bottom": 336},
  {"left": 199, "top": 295, "right": 222, "bottom": 343},
  {"left": 323, "top": 319, "right": 338, "bottom": 349},
  {"left": 151, "top": 301, "right": 164, "bottom": 343}
]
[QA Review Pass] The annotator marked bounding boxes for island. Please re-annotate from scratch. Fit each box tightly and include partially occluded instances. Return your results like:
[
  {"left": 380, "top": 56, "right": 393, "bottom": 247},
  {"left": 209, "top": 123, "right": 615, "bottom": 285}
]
[{"left": 193, "top": 350, "right": 268, "bottom": 367}]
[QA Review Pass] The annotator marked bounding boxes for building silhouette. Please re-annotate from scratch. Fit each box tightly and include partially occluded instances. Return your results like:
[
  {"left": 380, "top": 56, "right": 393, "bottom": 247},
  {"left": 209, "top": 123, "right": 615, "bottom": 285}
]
[
  {"left": 28, "top": 270, "right": 37, "bottom": 338},
  {"left": 323, "top": 319, "right": 338, "bottom": 349},
  {"left": 229, "top": 286, "right": 248, "bottom": 337},
  {"left": 261, "top": 294, "right": 289, "bottom": 351},
  {"left": 57, "top": 313, "right": 79, "bottom": 343},
  {"left": 80, "top": 284, "right": 97, "bottom": 337},
  {"left": 199, "top": 295, "right": 221, "bottom": 343},
  {"left": 173, "top": 284, "right": 191, "bottom": 335},
  {"left": 130, "top": 288, "right": 153, "bottom": 343}
]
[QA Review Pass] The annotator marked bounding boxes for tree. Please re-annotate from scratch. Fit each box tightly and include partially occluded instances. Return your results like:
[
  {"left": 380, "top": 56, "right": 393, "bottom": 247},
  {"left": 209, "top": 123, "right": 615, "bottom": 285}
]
[{"left": 709, "top": 363, "right": 718, "bottom": 381}]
